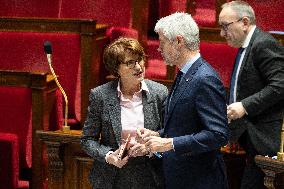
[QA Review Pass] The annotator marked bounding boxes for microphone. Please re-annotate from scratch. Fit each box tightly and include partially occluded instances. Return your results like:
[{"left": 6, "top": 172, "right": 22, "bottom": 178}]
[
  {"left": 43, "top": 41, "right": 70, "bottom": 132},
  {"left": 44, "top": 41, "right": 52, "bottom": 64}
]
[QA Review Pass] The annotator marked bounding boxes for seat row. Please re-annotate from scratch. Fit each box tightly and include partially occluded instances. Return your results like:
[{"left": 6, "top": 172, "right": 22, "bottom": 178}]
[{"left": 0, "top": 1, "right": 283, "bottom": 188}]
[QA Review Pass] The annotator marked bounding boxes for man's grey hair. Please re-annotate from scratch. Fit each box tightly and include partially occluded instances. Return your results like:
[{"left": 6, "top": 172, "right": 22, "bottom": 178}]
[
  {"left": 154, "top": 12, "right": 200, "bottom": 51},
  {"left": 222, "top": 1, "right": 256, "bottom": 25}
]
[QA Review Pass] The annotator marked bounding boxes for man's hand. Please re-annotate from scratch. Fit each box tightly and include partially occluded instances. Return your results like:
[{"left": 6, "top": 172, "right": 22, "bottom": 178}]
[
  {"left": 144, "top": 136, "right": 173, "bottom": 153},
  {"left": 136, "top": 128, "right": 159, "bottom": 141},
  {"left": 105, "top": 148, "right": 129, "bottom": 168},
  {"left": 227, "top": 102, "right": 246, "bottom": 122}
]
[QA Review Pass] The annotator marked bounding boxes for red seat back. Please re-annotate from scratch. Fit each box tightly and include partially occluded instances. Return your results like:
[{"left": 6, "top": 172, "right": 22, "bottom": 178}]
[
  {"left": 193, "top": 0, "right": 217, "bottom": 27},
  {"left": 246, "top": 0, "right": 284, "bottom": 31},
  {"left": 59, "top": 0, "right": 132, "bottom": 27},
  {"left": 158, "top": 0, "right": 217, "bottom": 27},
  {"left": 159, "top": 0, "right": 187, "bottom": 18},
  {"left": 0, "top": 0, "right": 60, "bottom": 17},
  {"left": 0, "top": 32, "right": 81, "bottom": 124},
  {"left": 0, "top": 87, "right": 32, "bottom": 169},
  {"left": 146, "top": 41, "right": 237, "bottom": 88},
  {"left": 200, "top": 41, "right": 237, "bottom": 88}
]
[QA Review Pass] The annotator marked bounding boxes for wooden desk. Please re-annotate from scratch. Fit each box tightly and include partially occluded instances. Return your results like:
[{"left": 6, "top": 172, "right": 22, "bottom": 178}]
[
  {"left": 36, "top": 130, "right": 93, "bottom": 189},
  {"left": 255, "top": 155, "right": 284, "bottom": 189},
  {"left": 37, "top": 130, "right": 249, "bottom": 189}
]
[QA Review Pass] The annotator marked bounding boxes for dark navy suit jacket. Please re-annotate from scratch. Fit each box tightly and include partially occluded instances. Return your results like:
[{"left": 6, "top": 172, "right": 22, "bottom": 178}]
[{"left": 161, "top": 57, "right": 229, "bottom": 189}]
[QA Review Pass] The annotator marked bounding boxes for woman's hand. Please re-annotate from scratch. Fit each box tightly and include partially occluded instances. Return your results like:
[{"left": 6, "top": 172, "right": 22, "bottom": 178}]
[
  {"left": 128, "top": 143, "right": 149, "bottom": 157},
  {"left": 106, "top": 148, "right": 129, "bottom": 168}
]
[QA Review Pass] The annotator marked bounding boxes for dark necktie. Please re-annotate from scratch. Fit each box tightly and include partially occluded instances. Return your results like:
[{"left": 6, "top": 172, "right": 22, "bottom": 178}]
[
  {"left": 168, "top": 70, "right": 183, "bottom": 111},
  {"left": 171, "top": 71, "right": 183, "bottom": 94},
  {"left": 229, "top": 47, "right": 245, "bottom": 104}
]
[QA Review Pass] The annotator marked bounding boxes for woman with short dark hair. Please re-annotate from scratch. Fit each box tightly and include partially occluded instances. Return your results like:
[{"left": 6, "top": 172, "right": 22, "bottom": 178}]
[{"left": 81, "top": 38, "right": 167, "bottom": 189}]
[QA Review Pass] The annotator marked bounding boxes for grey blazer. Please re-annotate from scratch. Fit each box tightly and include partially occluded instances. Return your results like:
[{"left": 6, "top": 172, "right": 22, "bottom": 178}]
[
  {"left": 81, "top": 79, "right": 168, "bottom": 188},
  {"left": 230, "top": 27, "right": 284, "bottom": 156}
]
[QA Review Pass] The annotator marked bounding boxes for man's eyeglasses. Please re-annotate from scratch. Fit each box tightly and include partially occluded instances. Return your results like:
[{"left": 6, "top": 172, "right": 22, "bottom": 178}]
[
  {"left": 122, "top": 58, "right": 143, "bottom": 69},
  {"left": 219, "top": 18, "right": 242, "bottom": 31}
]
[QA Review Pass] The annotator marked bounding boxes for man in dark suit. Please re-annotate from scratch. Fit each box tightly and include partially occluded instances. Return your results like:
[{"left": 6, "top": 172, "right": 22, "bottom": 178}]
[
  {"left": 219, "top": 1, "right": 284, "bottom": 188},
  {"left": 138, "top": 12, "right": 229, "bottom": 189}
]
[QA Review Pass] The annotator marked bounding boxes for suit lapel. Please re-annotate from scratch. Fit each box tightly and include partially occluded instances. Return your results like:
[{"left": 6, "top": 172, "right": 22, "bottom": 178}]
[
  {"left": 106, "top": 81, "right": 122, "bottom": 144},
  {"left": 142, "top": 86, "right": 156, "bottom": 131},
  {"left": 165, "top": 58, "right": 203, "bottom": 125},
  {"left": 238, "top": 28, "right": 259, "bottom": 80}
]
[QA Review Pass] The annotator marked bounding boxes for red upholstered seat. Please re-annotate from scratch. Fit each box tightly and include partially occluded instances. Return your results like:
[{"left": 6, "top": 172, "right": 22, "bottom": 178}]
[
  {"left": 0, "top": 87, "right": 32, "bottom": 169},
  {"left": 0, "top": 0, "right": 60, "bottom": 17},
  {"left": 191, "top": 0, "right": 217, "bottom": 27},
  {"left": 159, "top": 0, "right": 187, "bottom": 17},
  {"left": 146, "top": 59, "right": 167, "bottom": 80},
  {"left": 59, "top": 0, "right": 137, "bottom": 41},
  {"left": 145, "top": 39, "right": 167, "bottom": 79},
  {"left": 200, "top": 41, "right": 237, "bottom": 88},
  {"left": 0, "top": 132, "right": 29, "bottom": 189},
  {"left": 245, "top": 0, "right": 284, "bottom": 32},
  {"left": 145, "top": 40, "right": 237, "bottom": 88},
  {"left": 158, "top": 0, "right": 218, "bottom": 27},
  {"left": 59, "top": 0, "right": 131, "bottom": 27},
  {"left": 0, "top": 71, "right": 58, "bottom": 189},
  {"left": 0, "top": 32, "right": 81, "bottom": 128},
  {"left": 145, "top": 0, "right": 227, "bottom": 86},
  {"left": 106, "top": 27, "right": 139, "bottom": 42}
]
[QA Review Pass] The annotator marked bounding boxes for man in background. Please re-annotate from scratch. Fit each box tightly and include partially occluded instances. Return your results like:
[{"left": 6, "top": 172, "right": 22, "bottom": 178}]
[{"left": 219, "top": 1, "right": 284, "bottom": 188}]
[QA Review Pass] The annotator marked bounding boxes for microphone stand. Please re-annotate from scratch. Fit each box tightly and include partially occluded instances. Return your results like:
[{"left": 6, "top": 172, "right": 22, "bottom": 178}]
[
  {"left": 277, "top": 118, "right": 284, "bottom": 161},
  {"left": 44, "top": 41, "right": 70, "bottom": 132},
  {"left": 47, "top": 59, "right": 70, "bottom": 132}
]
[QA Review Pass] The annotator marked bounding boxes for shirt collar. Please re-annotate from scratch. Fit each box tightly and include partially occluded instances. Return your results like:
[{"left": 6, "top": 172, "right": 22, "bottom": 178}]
[
  {"left": 117, "top": 80, "right": 149, "bottom": 97},
  {"left": 242, "top": 25, "right": 256, "bottom": 48},
  {"left": 180, "top": 53, "right": 201, "bottom": 74}
]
